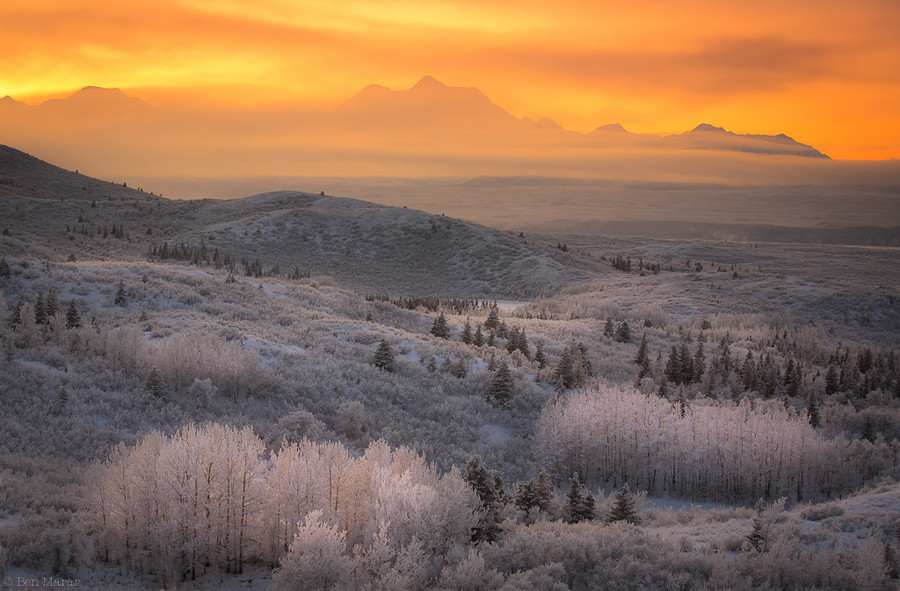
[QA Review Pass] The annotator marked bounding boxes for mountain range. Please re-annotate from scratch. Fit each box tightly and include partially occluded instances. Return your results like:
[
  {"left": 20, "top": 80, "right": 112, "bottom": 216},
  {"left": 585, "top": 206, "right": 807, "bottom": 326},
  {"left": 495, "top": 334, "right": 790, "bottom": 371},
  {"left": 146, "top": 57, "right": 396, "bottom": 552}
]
[{"left": 0, "top": 76, "right": 828, "bottom": 182}]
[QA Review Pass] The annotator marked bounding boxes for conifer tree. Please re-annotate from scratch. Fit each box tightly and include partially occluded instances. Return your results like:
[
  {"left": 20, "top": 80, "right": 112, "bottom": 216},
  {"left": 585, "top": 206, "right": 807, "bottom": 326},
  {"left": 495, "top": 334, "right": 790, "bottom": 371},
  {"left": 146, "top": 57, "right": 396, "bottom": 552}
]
[
  {"left": 46, "top": 287, "right": 59, "bottom": 318},
  {"left": 606, "top": 483, "right": 639, "bottom": 525},
  {"left": 603, "top": 317, "right": 615, "bottom": 338},
  {"left": 430, "top": 312, "right": 450, "bottom": 339},
  {"left": 506, "top": 327, "right": 520, "bottom": 354},
  {"left": 484, "top": 306, "right": 500, "bottom": 331},
  {"left": 473, "top": 323, "right": 484, "bottom": 347},
  {"left": 534, "top": 341, "right": 547, "bottom": 369},
  {"left": 115, "top": 279, "right": 127, "bottom": 306},
  {"left": 426, "top": 355, "right": 437, "bottom": 373},
  {"left": 34, "top": 291, "right": 47, "bottom": 325},
  {"left": 65, "top": 299, "right": 81, "bottom": 328},
  {"left": 0, "top": 256, "right": 10, "bottom": 279},
  {"left": 615, "top": 320, "right": 632, "bottom": 343},
  {"left": 464, "top": 455, "right": 505, "bottom": 543},
  {"left": 692, "top": 342, "right": 705, "bottom": 384},
  {"left": 486, "top": 328, "right": 496, "bottom": 348},
  {"left": 564, "top": 474, "right": 595, "bottom": 523},
  {"left": 806, "top": 391, "right": 820, "bottom": 428},
  {"left": 488, "top": 363, "right": 513, "bottom": 406},
  {"left": 824, "top": 364, "right": 839, "bottom": 395},
  {"left": 372, "top": 339, "right": 395, "bottom": 373},
  {"left": 746, "top": 500, "right": 770, "bottom": 552},
  {"left": 634, "top": 334, "right": 651, "bottom": 379},
  {"left": 146, "top": 366, "right": 166, "bottom": 397},
  {"left": 461, "top": 318, "right": 473, "bottom": 345}
]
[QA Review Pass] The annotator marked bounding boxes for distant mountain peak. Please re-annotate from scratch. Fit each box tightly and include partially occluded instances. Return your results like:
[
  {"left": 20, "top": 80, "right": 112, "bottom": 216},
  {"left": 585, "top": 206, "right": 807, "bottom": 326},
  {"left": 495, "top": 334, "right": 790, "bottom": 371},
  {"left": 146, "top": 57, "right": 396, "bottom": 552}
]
[
  {"left": 595, "top": 123, "right": 628, "bottom": 133},
  {"left": 412, "top": 75, "right": 447, "bottom": 90},
  {"left": 692, "top": 123, "right": 727, "bottom": 133}
]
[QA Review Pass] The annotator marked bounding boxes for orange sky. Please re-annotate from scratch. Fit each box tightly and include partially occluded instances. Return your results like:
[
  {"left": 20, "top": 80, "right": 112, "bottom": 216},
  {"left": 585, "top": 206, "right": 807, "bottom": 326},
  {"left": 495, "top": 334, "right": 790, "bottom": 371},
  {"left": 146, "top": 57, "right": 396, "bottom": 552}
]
[{"left": 2, "top": 0, "right": 899, "bottom": 159}]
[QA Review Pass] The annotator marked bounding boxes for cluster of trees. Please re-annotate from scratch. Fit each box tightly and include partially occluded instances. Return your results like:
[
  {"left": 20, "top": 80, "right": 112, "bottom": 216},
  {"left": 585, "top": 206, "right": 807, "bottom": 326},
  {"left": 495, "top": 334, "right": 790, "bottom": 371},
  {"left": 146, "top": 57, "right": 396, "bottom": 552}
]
[
  {"left": 535, "top": 386, "right": 898, "bottom": 503},
  {"left": 88, "top": 425, "right": 481, "bottom": 586},
  {"left": 67, "top": 222, "right": 129, "bottom": 241},
  {"left": 608, "top": 254, "right": 661, "bottom": 274},
  {"left": 366, "top": 294, "right": 494, "bottom": 315},
  {"left": 147, "top": 240, "right": 310, "bottom": 280}
]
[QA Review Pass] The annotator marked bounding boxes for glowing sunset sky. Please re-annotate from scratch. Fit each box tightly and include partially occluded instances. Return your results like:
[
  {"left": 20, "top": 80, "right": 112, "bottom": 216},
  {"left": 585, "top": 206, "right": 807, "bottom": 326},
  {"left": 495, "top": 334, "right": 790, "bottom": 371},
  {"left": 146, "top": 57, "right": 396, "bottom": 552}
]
[{"left": 2, "top": 0, "right": 899, "bottom": 159}]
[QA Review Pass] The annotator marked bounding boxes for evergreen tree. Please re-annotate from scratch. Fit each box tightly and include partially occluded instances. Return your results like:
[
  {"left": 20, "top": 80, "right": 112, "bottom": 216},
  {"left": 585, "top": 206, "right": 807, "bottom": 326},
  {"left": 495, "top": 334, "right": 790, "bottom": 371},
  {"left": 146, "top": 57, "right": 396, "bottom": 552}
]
[
  {"left": 487, "top": 351, "right": 497, "bottom": 372},
  {"left": 534, "top": 471, "right": 554, "bottom": 513},
  {"left": 464, "top": 455, "right": 505, "bottom": 543},
  {"left": 746, "top": 499, "right": 770, "bottom": 552},
  {"left": 46, "top": 287, "right": 59, "bottom": 318},
  {"left": 426, "top": 355, "right": 437, "bottom": 373},
  {"left": 806, "top": 391, "right": 820, "bottom": 428},
  {"left": 65, "top": 299, "right": 81, "bottom": 329},
  {"left": 146, "top": 366, "right": 166, "bottom": 397},
  {"left": 517, "top": 328, "right": 530, "bottom": 359},
  {"left": 430, "top": 312, "right": 450, "bottom": 339},
  {"left": 0, "top": 256, "right": 10, "bottom": 279},
  {"left": 665, "top": 346, "right": 681, "bottom": 385},
  {"left": 484, "top": 306, "right": 500, "bottom": 331},
  {"left": 372, "top": 339, "right": 395, "bottom": 373},
  {"left": 488, "top": 363, "right": 513, "bottom": 406},
  {"left": 34, "top": 291, "right": 47, "bottom": 325},
  {"left": 115, "top": 279, "right": 127, "bottom": 306},
  {"left": 473, "top": 323, "right": 484, "bottom": 347},
  {"left": 461, "top": 318, "right": 473, "bottom": 345},
  {"left": 692, "top": 342, "right": 706, "bottom": 384},
  {"left": 534, "top": 341, "right": 547, "bottom": 369},
  {"left": 553, "top": 346, "right": 575, "bottom": 390},
  {"left": 606, "top": 483, "right": 639, "bottom": 525},
  {"left": 634, "top": 333, "right": 651, "bottom": 379},
  {"left": 506, "top": 327, "right": 520, "bottom": 354},
  {"left": 824, "top": 364, "right": 839, "bottom": 395},
  {"left": 564, "top": 474, "right": 596, "bottom": 523},
  {"left": 603, "top": 317, "right": 615, "bottom": 338},
  {"left": 741, "top": 351, "right": 758, "bottom": 391},
  {"left": 615, "top": 320, "right": 632, "bottom": 343}
]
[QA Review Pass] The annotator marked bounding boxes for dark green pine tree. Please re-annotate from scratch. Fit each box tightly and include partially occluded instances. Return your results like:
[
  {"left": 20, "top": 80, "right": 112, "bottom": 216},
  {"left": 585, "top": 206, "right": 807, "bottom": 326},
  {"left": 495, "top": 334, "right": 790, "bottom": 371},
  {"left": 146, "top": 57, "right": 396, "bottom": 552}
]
[
  {"left": 46, "top": 287, "right": 59, "bottom": 318},
  {"left": 534, "top": 341, "right": 547, "bottom": 369},
  {"left": 824, "top": 364, "right": 839, "bottom": 395},
  {"left": 513, "top": 481, "right": 538, "bottom": 514},
  {"left": 506, "top": 327, "right": 521, "bottom": 354},
  {"left": 615, "top": 320, "right": 632, "bottom": 343},
  {"left": 746, "top": 499, "right": 770, "bottom": 552},
  {"left": 430, "top": 312, "right": 450, "bottom": 339},
  {"left": 807, "top": 390, "right": 820, "bottom": 428},
  {"left": 634, "top": 333, "right": 651, "bottom": 379},
  {"left": 488, "top": 362, "right": 514, "bottom": 406},
  {"left": 65, "top": 299, "right": 82, "bottom": 329},
  {"left": 692, "top": 342, "right": 706, "bottom": 384},
  {"left": 34, "top": 291, "right": 47, "bottom": 325},
  {"left": 486, "top": 328, "right": 496, "bottom": 348},
  {"left": 146, "top": 366, "right": 166, "bottom": 397},
  {"left": 461, "top": 318, "right": 473, "bottom": 345},
  {"left": 664, "top": 346, "right": 682, "bottom": 385},
  {"left": 464, "top": 455, "right": 505, "bottom": 543},
  {"left": 473, "top": 323, "right": 485, "bottom": 347},
  {"left": 372, "top": 339, "right": 395, "bottom": 373},
  {"left": 487, "top": 351, "right": 497, "bottom": 372},
  {"left": 517, "top": 328, "right": 530, "bottom": 359},
  {"left": 606, "top": 483, "right": 639, "bottom": 525},
  {"left": 484, "top": 306, "right": 500, "bottom": 331},
  {"left": 603, "top": 317, "right": 615, "bottom": 338},
  {"left": 553, "top": 346, "right": 575, "bottom": 390},
  {"left": 114, "top": 279, "right": 127, "bottom": 306},
  {"left": 564, "top": 474, "right": 595, "bottom": 523}
]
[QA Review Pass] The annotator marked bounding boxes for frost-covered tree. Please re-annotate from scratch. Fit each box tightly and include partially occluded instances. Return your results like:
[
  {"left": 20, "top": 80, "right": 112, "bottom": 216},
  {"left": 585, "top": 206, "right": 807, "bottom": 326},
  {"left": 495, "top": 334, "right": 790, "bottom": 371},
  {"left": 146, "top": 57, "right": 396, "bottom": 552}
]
[
  {"left": 372, "top": 339, "right": 395, "bottom": 373},
  {"left": 634, "top": 334, "right": 651, "bottom": 379},
  {"left": 45, "top": 286, "right": 59, "bottom": 318},
  {"left": 272, "top": 511, "right": 353, "bottom": 591},
  {"left": 534, "top": 341, "right": 547, "bottom": 369},
  {"left": 484, "top": 306, "right": 500, "bottom": 331},
  {"left": 146, "top": 366, "right": 166, "bottom": 397},
  {"left": 34, "top": 291, "right": 47, "bottom": 325},
  {"left": 473, "top": 323, "right": 484, "bottom": 347}
]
